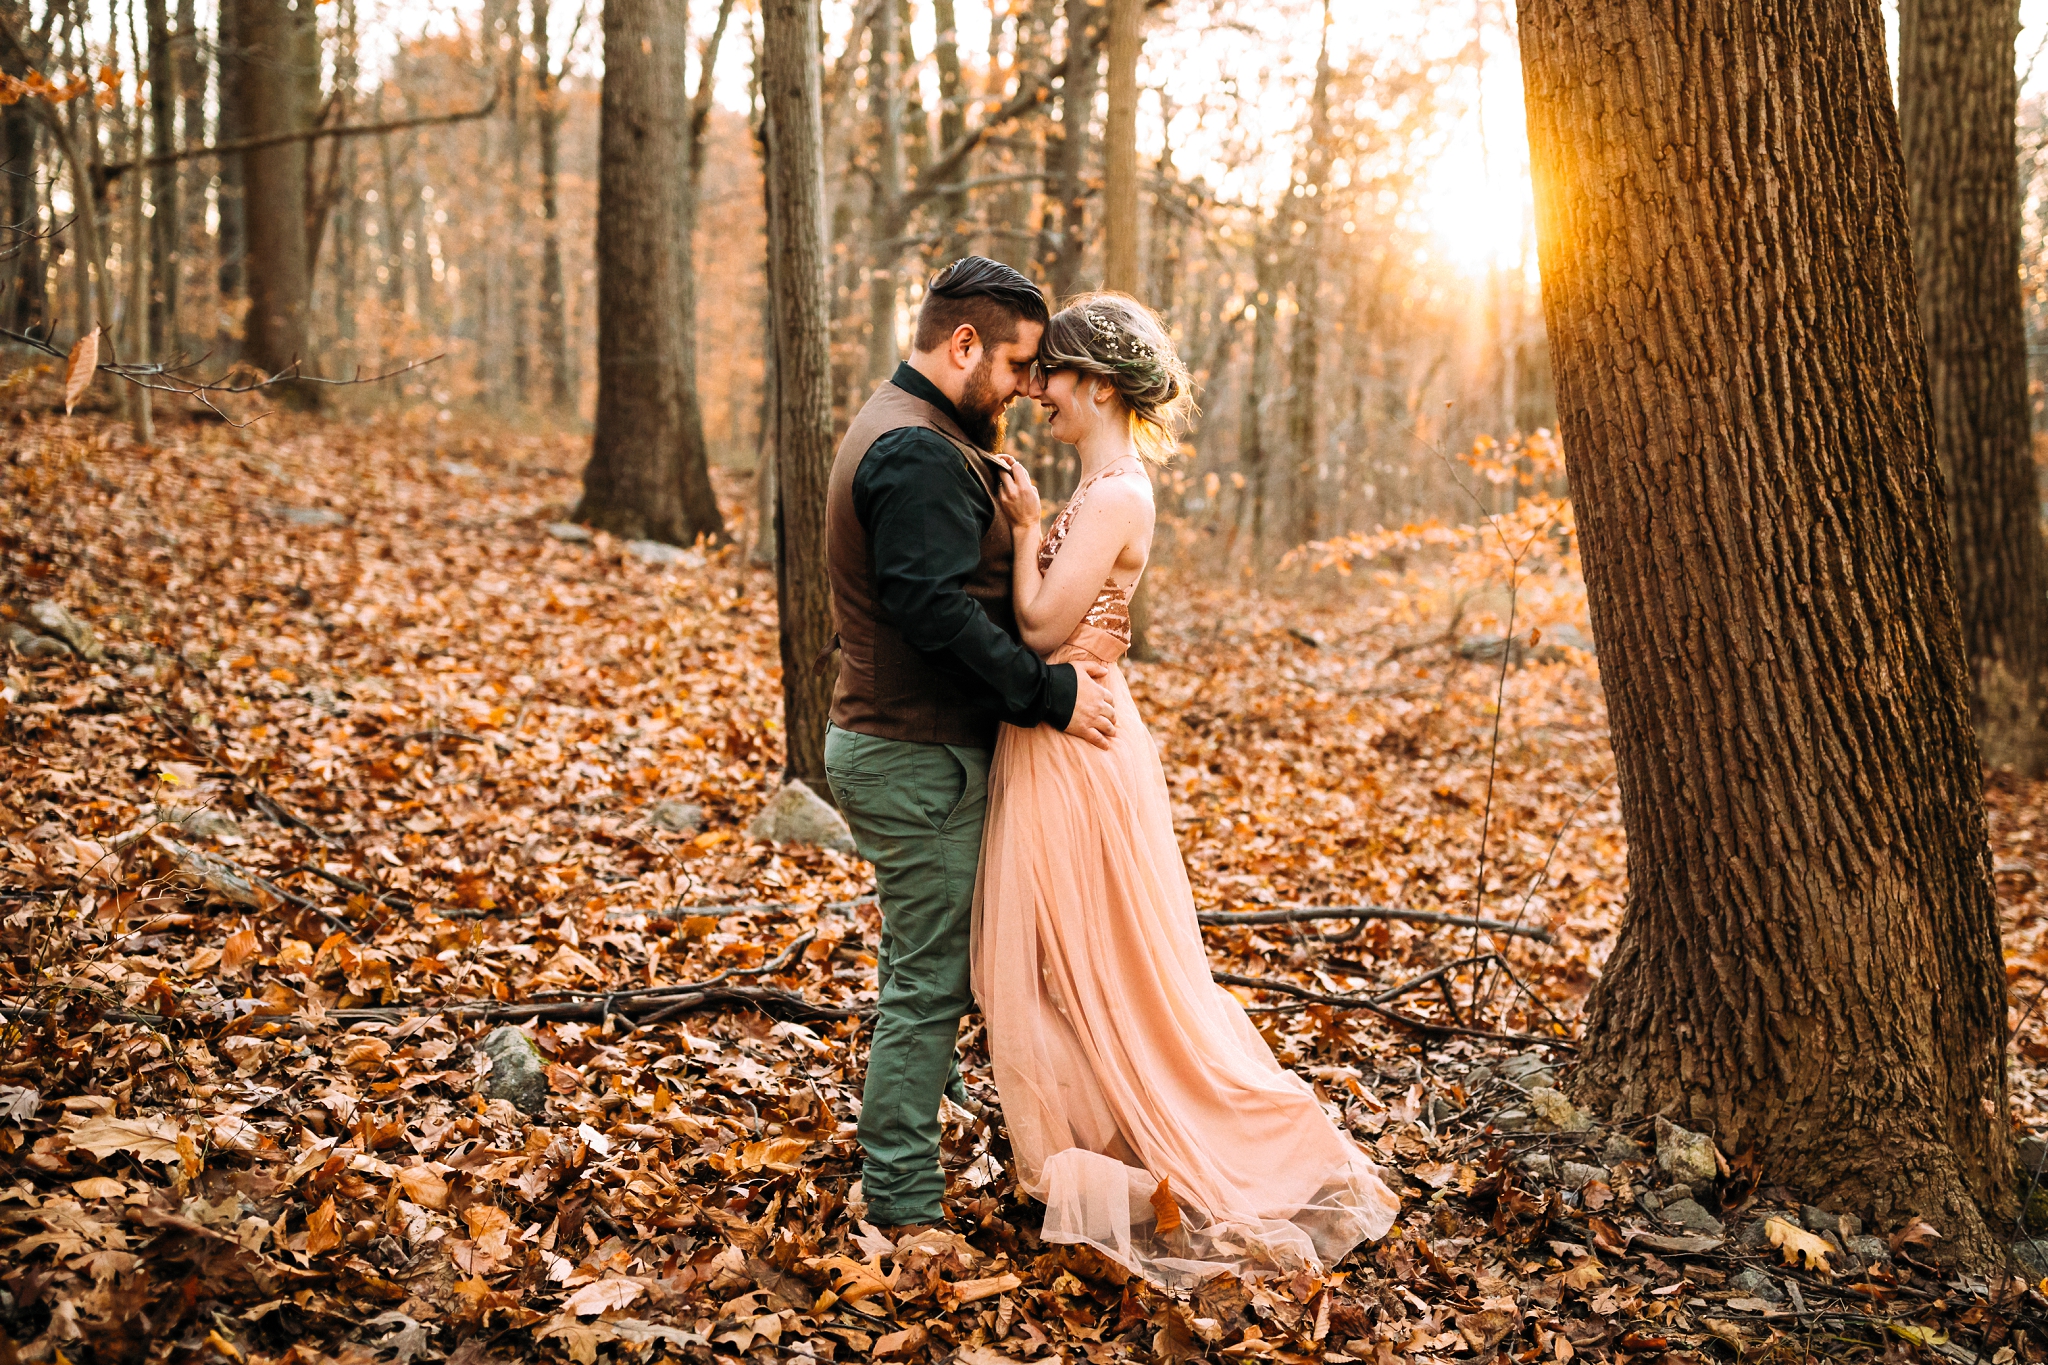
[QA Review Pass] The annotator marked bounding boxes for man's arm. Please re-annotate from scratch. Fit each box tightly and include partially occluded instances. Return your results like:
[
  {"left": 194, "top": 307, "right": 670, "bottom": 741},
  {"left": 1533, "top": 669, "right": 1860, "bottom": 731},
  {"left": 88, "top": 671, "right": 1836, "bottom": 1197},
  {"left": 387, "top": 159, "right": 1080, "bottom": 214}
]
[{"left": 855, "top": 430, "right": 1079, "bottom": 729}]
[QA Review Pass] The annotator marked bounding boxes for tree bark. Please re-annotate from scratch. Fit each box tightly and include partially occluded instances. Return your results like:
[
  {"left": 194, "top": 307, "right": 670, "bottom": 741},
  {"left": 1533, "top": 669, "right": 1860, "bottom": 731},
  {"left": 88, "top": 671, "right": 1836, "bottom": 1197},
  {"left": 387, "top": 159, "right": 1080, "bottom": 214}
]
[
  {"left": 533, "top": 0, "right": 569, "bottom": 409},
  {"left": 930, "top": 0, "right": 968, "bottom": 259},
  {"left": 864, "top": 0, "right": 904, "bottom": 383},
  {"left": 232, "top": 0, "right": 319, "bottom": 399},
  {"left": 1042, "top": 0, "right": 1100, "bottom": 304},
  {"left": 1101, "top": 0, "right": 1139, "bottom": 296},
  {"left": 1284, "top": 8, "right": 1331, "bottom": 550},
  {"left": 144, "top": 0, "right": 178, "bottom": 357},
  {"left": 1519, "top": 0, "right": 2011, "bottom": 1259},
  {"left": 0, "top": 20, "right": 47, "bottom": 338},
  {"left": 215, "top": 0, "right": 244, "bottom": 318},
  {"left": 761, "top": 0, "right": 836, "bottom": 795},
  {"left": 175, "top": 0, "right": 202, "bottom": 323},
  {"left": 573, "top": 0, "right": 728, "bottom": 545},
  {"left": 1238, "top": 228, "right": 1282, "bottom": 568},
  {"left": 1900, "top": 0, "right": 2048, "bottom": 775}
]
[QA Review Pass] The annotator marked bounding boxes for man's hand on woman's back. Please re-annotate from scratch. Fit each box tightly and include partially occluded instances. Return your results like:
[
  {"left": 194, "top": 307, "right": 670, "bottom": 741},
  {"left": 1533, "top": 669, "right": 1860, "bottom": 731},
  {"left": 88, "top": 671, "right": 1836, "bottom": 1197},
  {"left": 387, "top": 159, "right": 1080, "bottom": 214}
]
[{"left": 1064, "top": 662, "right": 1118, "bottom": 749}]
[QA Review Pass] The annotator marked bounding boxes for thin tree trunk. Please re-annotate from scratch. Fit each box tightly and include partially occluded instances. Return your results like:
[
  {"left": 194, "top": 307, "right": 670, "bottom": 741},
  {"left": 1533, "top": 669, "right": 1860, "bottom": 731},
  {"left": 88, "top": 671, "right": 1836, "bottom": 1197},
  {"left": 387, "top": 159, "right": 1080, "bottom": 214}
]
[
  {"left": 761, "top": 0, "right": 835, "bottom": 795},
  {"left": 233, "top": 0, "right": 319, "bottom": 400},
  {"left": 1520, "top": 0, "right": 2011, "bottom": 1260},
  {"left": 1900, "top": 0, "right": 2048, "bottom": 775},
  {"left": 175, "top": 0, "right": 202, "bottom": 335},
  {"left": 574, "top": 0, "right": 727, "bottom": 544},
  {"left": 1284, "top": 6, "right": 1331, "bottom": 550},
  {"left": 215, "top": 0, "right": 244, "bottom": 319},
  {"left": 1042, "top": 0, "right": 1099, "bottom": 305},
  {"left": 931, "top": 0, "right": 968, "bottom": 258},
  {"left": 121, "top": 0, "right": 153, "bottom": 439},
  {"left": 1239, "top": 228, "right": 1282, "bottom": 570},
  {"left": 144, "top": 0, "right": 177, "bottom": 357},
  {"left": 0, "top": 63, "right": 47, "bottom": 336},
  {"left": 1101, "top": 0, "right": 1139, "bottom": 296},
  {"left": 533, "top": 0, "right": 569, "bottom": 408},
  {"left": 865, "top": 0, "right": 904, "bottom": 383}
]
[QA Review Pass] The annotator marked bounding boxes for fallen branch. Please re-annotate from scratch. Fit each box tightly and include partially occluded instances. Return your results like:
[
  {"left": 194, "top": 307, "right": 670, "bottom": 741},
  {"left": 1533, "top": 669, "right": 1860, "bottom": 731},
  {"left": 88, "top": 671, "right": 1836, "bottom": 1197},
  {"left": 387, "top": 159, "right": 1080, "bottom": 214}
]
[
  {"left": 1210, "top": 970, "right": 1576, "bottom": 1049},
  {"left": 146, "top": 834, "right": 355, "bottom": 937},
  {"left": 1196, "top": 904, "right": 1554, "bottom": 944}
]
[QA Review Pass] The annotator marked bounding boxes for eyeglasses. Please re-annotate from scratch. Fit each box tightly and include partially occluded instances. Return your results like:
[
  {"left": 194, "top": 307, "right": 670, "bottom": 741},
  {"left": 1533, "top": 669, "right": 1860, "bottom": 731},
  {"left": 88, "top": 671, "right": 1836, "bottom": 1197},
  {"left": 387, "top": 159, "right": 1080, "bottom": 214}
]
[{"left": 1027, "top": 359, "right": 1060, "bottom": 388}]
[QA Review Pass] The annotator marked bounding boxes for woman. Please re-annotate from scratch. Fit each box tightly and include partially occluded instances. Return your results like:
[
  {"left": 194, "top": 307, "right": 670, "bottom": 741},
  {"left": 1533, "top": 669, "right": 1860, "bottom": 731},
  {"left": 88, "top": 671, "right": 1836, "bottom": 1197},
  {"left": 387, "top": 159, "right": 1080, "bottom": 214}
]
[{"left": 974, "top": 293, "right": 1399, "bottom": 1286}]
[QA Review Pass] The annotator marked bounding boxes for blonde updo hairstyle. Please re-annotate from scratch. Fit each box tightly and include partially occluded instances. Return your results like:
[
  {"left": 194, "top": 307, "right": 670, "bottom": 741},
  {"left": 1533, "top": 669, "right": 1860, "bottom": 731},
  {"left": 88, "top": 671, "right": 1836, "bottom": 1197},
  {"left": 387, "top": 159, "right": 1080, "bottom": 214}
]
[{"left": 1036, "top": 292, "right": 1195, "bottom": 466}]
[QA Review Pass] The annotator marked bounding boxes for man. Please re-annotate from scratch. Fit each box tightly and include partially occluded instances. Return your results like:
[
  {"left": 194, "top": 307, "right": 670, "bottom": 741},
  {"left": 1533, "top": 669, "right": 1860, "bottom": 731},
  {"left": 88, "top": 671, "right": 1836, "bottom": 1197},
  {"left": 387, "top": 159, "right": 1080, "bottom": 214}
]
[{"left": 824, "top": 257, "right": 1118, "bottom": 1235}]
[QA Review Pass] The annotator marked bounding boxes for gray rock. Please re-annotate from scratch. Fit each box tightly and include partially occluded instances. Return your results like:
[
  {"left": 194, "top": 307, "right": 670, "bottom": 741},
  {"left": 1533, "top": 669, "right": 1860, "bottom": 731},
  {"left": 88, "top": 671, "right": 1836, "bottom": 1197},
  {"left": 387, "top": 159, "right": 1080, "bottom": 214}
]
[
  {"left": 545, "top": 521, "right": 593, "bottom": 543},
  {"left": 1801, "top": 1205, "right": 1861, "bottom": 1238},
  {"left": 1730, "top": 1268, "right": 1786, "bottom": 1303},
  {"left": 279, "top": 506, "right": 348, "bottom": 527},
  {"left": 5, "top": 622, "right": 70, "bottom": 660},
  {"left": 1652, "top": 1183, "right": 1696, "bottom": 1203},
  {"left": 28, "top": 600, "right": 104, "bottom": 661},
  {"left": 1655, "top": 1116, "right": 1719, "bottom": 1187},
  {"left": 1601, "top": 1133, "right": 1646, "bottom": 1166},
  {"left": 1527, "top": 1086, "right": 1593, "bottom": 1132},
  {"left": 1494, "top": 1108, "right": 1533, "bottom": 1132},
  {"left": 746, "top": 780, "right": 856, "bottom": 855},
  {"left": 2016, "top": 1239, "right": 2048, "bottom": 1279},
  {"left": 480, "top": 1026, "right": 549, "bottom": 1115},
  {"left": 2020, "top": 1135, "right": 2048, "bottom": 1178},
  {"left": 1559, "top": 1161, "right": 1610, "bottom": 1189},
  {"left": 1464, "top": 1065, "right": 1494, "bottom": 1089},
  {"left": 624, "top": 538, "right": 688, "bottom": 566},
  {"left": 1500, "top": 1053, "right": 1553, "bottom": 1084},
  {"left": 1638, "top": 1191, "right": 1663, "bottom": 1215},
  {"left": 1845, "top": 1235, "right": 1890, "bottom": 1265},
  {"left": 1738, "top": 1218, "right": 1775, "bottom": 1249},
  {"left": 646, "top": 800, "right": 705, "bottom": 835},
  {"left": 1660, "top": 1198, "right": 1724, "bottom": 1235},
  {"left": 1517, "top": 1153, "right": 1557, "bottom": 1181}
]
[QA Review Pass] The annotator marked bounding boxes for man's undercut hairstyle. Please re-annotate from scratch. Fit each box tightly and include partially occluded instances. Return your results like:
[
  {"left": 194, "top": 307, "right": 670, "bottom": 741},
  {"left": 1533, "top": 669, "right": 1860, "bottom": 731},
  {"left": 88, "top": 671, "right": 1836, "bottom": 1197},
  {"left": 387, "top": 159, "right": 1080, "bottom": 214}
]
[{"left": 913, "top": 256, "right": 1050, "bottom": 354}]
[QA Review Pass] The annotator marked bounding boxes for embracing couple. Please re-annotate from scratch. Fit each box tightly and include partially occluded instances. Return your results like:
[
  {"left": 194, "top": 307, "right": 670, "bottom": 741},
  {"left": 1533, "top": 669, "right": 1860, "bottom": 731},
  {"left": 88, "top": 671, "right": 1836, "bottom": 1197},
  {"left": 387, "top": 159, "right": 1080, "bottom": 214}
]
[{"left": 822, "top": 257, "right": 1398, "bottom": 1284}]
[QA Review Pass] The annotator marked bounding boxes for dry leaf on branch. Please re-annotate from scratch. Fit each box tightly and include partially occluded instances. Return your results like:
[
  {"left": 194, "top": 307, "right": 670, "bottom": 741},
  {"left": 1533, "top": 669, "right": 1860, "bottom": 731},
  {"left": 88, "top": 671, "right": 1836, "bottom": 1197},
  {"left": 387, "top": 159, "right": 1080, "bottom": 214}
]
[{"left": 63, "top": 326, "right": 99, "bottom": 414}]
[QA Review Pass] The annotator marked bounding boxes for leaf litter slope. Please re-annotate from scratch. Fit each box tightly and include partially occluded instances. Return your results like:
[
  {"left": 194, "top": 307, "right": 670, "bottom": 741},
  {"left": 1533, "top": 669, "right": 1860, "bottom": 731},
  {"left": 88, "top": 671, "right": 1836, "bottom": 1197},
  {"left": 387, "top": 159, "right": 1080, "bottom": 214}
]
[{"left": 4, "top": 399, "right": 2047, "bottom": 1362}]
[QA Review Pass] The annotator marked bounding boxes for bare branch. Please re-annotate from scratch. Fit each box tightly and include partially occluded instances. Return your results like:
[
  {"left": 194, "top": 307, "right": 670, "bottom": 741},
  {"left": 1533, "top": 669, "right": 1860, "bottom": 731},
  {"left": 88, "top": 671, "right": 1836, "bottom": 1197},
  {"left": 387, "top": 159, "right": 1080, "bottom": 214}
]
[{"left": 96, "top": 88, "right": 501, "bottom": 181}]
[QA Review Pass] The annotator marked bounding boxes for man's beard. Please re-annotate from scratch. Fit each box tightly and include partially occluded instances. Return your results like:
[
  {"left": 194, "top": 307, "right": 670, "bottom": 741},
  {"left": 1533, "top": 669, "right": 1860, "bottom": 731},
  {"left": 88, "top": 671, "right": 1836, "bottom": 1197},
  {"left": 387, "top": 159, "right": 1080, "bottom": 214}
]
[{"left": 956, "top": 355, "right": 1009, "bottom": 452}]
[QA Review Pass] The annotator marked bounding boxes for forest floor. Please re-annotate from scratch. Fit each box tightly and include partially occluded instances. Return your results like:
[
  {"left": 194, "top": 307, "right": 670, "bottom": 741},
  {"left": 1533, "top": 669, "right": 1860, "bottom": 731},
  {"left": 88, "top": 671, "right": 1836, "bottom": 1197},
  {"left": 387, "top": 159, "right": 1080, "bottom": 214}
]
[{"left": 7, "top": 385, "right": 2048, "bottom": 1365}]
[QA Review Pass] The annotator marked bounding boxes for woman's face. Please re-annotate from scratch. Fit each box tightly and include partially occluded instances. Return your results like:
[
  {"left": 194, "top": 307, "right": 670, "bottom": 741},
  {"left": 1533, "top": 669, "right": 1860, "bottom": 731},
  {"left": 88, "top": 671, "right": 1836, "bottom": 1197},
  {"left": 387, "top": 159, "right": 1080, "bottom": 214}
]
[{"left": 1031, "top": 364, "right": 1107, "bottom": 445}]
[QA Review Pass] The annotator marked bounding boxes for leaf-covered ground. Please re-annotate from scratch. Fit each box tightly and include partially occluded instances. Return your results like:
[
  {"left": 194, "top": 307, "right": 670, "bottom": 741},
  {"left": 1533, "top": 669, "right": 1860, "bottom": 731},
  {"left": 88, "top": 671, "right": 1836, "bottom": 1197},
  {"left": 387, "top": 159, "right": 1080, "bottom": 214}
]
[{"left": 7, "top": 393, "right": 2048, "bottom": 1364}]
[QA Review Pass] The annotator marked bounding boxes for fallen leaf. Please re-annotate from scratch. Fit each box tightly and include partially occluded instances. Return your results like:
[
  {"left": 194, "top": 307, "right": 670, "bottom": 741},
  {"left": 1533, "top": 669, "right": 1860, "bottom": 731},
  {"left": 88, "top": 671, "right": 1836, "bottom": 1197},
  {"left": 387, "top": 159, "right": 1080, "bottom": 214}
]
[
  {"left": 70, "top": 1177, "right": 125, "bottom": 1199},
  {"left": 564, "top": 1278, "right": 644, "bottom": 1316},
  {"left": 67, "top": 1115, "right": 185, "bottom": 1164},
  {"left": 397, "top": 1166, "right": 449, "bottom": 1211},
  {"left": 874, "top": 1324, "right": 929, "bottom": 1359},
  {"left": 305, "top": 1196, "right": 342, "bottom": 1256},
  {"left": 1764, "top": 1215, "right": 1833, "bottom": 1274},
  {"left": 1150, "top": 1175, "right": 1183, "bottom": 1234}
]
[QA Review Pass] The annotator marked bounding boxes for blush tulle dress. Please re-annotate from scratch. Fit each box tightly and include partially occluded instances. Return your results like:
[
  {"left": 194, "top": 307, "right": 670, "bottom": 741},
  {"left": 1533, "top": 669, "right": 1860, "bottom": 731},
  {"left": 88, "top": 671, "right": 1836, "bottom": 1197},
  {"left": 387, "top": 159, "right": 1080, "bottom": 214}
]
[{"left": 971, "top": 464, "right": 1399, "bottom": 1287}]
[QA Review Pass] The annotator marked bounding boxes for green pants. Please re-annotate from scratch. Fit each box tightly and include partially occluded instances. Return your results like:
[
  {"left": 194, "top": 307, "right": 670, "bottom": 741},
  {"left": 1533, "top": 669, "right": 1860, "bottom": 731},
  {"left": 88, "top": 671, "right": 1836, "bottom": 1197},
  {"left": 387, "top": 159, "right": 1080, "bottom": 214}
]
[{"left": 824, "top": 723, "right": 989, "bottom": 1227}]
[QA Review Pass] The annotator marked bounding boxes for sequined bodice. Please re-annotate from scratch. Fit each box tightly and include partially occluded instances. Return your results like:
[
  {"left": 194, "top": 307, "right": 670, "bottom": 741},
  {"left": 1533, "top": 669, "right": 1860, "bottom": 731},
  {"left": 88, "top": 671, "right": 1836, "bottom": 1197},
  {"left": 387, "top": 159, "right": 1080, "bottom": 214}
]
[{"left": 1039, "top": 465, "right": 1138, "bottom": 650}]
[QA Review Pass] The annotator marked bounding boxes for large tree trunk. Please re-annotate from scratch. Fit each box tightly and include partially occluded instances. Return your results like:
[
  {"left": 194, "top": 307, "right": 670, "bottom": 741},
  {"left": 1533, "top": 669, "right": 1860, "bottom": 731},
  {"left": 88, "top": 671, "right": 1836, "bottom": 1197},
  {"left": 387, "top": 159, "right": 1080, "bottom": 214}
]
[
  {"left": 1900, "top": 0, "right": 2048, "bottom": 775},
  {"left": 175, "top": 0, "right": 202, "bottom": 326},
  {"left": 1, "top": 95, "right": 47, "bottom": 337},
  {"left": 761, "top": 0, "right": 835, "bottom": 795},
  {"left": 1519, "top": 0, "right": 2012, "bottom": 1260},
  {"left": 573, "top": 0, "right": 728, "bottom": 545},
  {"left": 930, "top": 0, "right": 969, "bottom": 259},
  {"left": 144, "top": 0, "right": 178, "bottom": 358},
  {"left": 232, "top": 0, "right": 318, "bottom": 399}
]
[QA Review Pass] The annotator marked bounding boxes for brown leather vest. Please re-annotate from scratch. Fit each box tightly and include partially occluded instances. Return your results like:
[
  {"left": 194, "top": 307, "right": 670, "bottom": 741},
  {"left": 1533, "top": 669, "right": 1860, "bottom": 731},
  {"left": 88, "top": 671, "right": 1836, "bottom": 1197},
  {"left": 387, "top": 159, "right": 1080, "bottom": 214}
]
[{"left": 826, "top": 382, "right": 1017, "bottom": 748}]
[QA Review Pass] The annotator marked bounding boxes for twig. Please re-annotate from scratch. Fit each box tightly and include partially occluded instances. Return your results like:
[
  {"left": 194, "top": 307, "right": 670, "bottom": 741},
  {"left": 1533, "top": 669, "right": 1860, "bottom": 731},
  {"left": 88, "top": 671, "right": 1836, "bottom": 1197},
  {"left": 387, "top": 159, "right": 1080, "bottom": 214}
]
[
  {"left": 529, "top": 930, "right": 819, "bottom": 1004},
  {"left": 1196, "top": 905, "right": 1554, "bottom": 944},
  {"left": 1210, "top": 970, "right": 1576, "bottom": 1048}
]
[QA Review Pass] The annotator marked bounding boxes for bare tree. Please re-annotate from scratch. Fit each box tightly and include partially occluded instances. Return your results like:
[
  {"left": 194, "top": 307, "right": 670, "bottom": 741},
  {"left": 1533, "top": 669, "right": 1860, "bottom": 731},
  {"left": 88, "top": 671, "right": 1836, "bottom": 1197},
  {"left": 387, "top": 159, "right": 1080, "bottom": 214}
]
[
  {"left": 761, "top": 0, "right": 835, "bottom": 792},
  {"left": 231, "top": 0, "right": 319, "bottom": 398},
  {"left": 572, "top": 0, "right": 727, "bottom": 545},
  {"left": 1520, "top": 0, "right": 2011, "bottom": 1260}
]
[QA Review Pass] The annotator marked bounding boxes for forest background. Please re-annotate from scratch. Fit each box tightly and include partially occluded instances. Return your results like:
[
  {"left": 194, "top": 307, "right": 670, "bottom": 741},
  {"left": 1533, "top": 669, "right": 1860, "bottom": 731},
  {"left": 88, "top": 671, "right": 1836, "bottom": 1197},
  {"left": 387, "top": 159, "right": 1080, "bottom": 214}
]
[{"left": 11, "top": 0, "right": 2048, "bottom": 1362}]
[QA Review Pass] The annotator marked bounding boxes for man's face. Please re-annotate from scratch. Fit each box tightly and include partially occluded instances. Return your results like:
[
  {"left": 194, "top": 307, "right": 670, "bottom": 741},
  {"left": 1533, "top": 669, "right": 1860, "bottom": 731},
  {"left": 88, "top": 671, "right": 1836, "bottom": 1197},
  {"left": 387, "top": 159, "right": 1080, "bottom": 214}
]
[{"left": 956, "top": 322, "right": 1044, "bottom": 451}]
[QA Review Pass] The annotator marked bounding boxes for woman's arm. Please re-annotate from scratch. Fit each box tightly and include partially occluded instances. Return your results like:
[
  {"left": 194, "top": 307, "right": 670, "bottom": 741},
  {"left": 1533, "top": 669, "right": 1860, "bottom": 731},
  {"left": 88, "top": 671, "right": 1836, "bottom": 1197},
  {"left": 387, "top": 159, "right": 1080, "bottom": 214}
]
[
  {"left": 995, "top": 458, "right": 1049, "bottom": 649},
  {"left": 996, "top": 461, "right": 1152, "bottom": 654}
]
